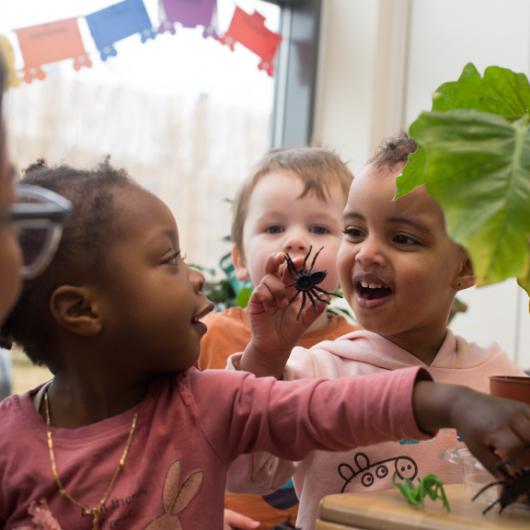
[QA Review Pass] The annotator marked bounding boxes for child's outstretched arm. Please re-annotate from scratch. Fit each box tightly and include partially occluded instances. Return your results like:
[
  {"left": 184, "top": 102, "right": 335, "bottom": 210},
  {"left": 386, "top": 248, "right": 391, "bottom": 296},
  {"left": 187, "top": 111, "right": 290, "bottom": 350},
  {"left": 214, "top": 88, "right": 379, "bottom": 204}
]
[
  {"left": 413, "top": 380, "right": 530, "bottom": 478},
  {"left": 240, "top": 252, "right": 329, "bottom": 378}
]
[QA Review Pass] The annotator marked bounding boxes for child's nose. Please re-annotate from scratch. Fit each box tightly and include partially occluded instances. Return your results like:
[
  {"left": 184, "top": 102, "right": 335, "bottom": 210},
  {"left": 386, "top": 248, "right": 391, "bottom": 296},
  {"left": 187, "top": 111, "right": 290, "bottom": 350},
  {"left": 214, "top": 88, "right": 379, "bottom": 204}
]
[
  {"left": 282, "top": 230, "right": 309, "bottom": 254},
  {"left": 189, "top": 267, "right": 205, "bottom": 293},
  {"left": 355, "top": 238, "right": 384, "bottom": 266}
]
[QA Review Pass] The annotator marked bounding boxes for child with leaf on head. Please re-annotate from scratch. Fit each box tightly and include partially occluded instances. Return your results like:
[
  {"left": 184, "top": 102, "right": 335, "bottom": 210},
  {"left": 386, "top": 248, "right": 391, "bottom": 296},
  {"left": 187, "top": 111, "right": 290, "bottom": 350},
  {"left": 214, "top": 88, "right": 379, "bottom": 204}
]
[{"left": 225, "top": 133, "right": 525, "bottom": 530}]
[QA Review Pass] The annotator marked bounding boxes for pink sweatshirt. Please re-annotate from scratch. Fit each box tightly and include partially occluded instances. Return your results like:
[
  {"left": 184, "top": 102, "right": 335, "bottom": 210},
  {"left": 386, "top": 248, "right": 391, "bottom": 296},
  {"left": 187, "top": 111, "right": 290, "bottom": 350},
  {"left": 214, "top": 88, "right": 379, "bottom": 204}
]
[
  {"left": 227, "top": 329, "right": 523, "bottom": 530},
  {"left": 0, "top": 366, "right": 428, "bottom": 530}
]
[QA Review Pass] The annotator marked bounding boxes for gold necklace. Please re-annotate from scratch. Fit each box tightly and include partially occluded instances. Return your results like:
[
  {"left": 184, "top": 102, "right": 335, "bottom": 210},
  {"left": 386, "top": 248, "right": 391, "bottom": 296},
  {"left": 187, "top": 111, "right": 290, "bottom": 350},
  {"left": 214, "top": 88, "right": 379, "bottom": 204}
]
[{"left": 43, "top": 390, "right": 138, "bottom": 530}]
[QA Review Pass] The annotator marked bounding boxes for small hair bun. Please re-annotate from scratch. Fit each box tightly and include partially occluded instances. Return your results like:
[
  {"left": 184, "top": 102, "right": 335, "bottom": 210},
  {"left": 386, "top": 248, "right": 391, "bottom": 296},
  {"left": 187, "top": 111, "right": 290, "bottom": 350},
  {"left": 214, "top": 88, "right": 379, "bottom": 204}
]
[{"left": 23, "top": 158, "right": 47, "bottom": 173}]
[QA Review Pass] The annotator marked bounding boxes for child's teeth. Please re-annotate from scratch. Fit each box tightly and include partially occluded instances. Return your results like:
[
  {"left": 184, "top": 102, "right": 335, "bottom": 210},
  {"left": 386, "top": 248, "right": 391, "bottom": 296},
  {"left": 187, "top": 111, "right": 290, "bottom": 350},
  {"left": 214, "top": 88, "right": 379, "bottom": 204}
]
[{"left": 361, "top": 281, "right": 382, "bottom": 289}]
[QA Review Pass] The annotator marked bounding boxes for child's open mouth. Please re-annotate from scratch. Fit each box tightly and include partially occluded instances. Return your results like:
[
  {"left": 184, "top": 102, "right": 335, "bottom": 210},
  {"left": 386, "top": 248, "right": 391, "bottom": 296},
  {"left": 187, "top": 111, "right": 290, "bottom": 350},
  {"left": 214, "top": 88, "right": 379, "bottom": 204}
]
[
  {"left": 192, "top": 302, "right": 214, "bottom": 336},
  {"left": 354, "top": 276, "right": 393, "bottom": 308}
]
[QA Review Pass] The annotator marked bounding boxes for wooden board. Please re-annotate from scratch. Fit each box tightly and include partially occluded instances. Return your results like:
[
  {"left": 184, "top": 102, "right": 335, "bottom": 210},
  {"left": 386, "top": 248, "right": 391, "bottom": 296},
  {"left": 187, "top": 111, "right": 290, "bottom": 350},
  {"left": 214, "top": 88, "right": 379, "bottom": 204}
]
[{"left": 316, "top": 484, "right": 530, "bottom": 530}]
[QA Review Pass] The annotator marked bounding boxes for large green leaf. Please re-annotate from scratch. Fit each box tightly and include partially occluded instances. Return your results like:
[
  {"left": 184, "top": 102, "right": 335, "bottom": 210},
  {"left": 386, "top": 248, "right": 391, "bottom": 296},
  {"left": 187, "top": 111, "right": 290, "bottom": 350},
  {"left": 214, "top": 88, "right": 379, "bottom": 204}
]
[
  {"left": 396, "top": 63, "right": 530, "bottom": 200},
  {"left": 433, "top": 63, "right": 530, "bottom": 119},
  {"left": 405, "top": 109, "right": 530, "bottom": 292}
]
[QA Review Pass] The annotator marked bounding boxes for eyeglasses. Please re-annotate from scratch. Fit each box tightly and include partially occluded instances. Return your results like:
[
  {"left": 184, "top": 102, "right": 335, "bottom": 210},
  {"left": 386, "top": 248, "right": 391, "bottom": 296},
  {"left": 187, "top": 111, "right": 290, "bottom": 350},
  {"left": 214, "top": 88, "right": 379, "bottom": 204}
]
[{"left": 0, "top": 184, "right": 72, "bottom": 279}]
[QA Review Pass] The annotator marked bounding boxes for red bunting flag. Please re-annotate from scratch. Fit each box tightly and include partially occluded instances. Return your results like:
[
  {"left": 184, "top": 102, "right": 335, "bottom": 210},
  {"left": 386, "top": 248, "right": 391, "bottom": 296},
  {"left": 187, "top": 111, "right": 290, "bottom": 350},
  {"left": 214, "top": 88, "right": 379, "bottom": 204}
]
[
  {"left": 15, "top": 18, "right": 92, "bottom": 83},
  {"left": 220, "top": 6, "right": 281, "bottom": 76}
]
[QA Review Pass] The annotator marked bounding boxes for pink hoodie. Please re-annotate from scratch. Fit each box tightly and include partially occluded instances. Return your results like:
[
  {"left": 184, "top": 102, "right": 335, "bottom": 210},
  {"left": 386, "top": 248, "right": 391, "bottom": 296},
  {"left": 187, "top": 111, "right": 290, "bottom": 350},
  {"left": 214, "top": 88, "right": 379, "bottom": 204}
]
[{"left": 227, "top": 329, "right": 523, "bottom": 530}]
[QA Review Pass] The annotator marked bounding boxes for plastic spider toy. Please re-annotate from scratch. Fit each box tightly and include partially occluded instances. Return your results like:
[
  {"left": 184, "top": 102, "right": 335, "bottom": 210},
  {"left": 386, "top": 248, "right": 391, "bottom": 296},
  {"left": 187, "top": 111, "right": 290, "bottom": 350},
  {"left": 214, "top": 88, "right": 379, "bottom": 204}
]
[
  {"left": 284, "top": 246, "right": 340, "bottom": 320},
  {"left": 472, "top": 462, "right": 530, "bottom": 514},
  {"left": 392, "top": 473, "right": 451, "bottom": 512}
]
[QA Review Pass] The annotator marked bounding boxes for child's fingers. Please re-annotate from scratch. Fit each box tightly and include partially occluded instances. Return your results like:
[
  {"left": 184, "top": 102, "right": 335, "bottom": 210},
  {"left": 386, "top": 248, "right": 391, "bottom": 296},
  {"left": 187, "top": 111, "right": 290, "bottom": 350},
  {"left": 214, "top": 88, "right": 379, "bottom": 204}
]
[
  {"left": 466, "top": 444, "right": 503, "bottom": 480},
  {"left": 264, "top": 252, "right": 287, "bottom": 276},
  {"left": 223, "top": 509, "right": 260, "bottom": 530},
  {"left": 278, "top": 255, "right": 305, "bottom": 284},
  {"left": 499, "top": 406, "right": 530, "bottom": 466},
  {"left": 468, "top": 405, "right": 530, "bottom": 479},
  {"left": 253, "top": 275, "right": 291, "bottom": 311},
  {"left": 296, "top": 295, "right": 330, "bottom": 326}
]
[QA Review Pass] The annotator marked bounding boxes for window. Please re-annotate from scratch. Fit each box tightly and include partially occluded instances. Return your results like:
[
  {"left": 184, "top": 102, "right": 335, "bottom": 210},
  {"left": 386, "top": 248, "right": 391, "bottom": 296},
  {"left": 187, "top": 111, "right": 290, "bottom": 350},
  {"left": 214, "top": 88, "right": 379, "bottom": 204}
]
[{"left": 2, "top": 0, "right": 280, "bottom": 268}]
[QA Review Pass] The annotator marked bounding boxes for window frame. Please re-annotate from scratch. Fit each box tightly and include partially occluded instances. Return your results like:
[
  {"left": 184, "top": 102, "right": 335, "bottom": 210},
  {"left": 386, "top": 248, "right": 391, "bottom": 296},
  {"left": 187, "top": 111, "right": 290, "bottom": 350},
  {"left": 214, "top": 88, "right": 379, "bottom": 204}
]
[{"left": 266, "top": 0, "right": 322, "bottom": 147}]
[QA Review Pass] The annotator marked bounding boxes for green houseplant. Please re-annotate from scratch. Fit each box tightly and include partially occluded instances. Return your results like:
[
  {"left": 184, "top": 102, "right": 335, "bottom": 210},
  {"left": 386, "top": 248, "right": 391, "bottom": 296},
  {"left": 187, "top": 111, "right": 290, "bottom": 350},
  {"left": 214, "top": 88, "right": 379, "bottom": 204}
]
[{"left": 398, "top": 63, "right": 530, "bottom": 299}]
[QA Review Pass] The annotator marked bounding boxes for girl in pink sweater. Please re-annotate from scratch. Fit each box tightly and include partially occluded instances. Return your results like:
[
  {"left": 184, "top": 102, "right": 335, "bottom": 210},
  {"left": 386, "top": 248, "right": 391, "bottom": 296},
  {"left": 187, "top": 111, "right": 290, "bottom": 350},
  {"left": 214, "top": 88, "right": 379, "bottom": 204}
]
[
  {"left": 228, "top": 134, "right": 526, "bottom": 529},
  {"left": 0, "top": 160, "right": 529, "bottom": 530}
]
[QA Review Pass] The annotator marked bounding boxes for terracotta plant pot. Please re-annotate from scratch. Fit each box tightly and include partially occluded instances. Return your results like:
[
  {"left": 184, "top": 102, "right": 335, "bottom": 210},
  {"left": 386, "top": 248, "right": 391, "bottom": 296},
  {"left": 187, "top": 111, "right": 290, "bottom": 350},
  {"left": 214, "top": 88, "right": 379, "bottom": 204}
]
[{"left": 490, "top": 375, "right": 530, "bottom": 405}]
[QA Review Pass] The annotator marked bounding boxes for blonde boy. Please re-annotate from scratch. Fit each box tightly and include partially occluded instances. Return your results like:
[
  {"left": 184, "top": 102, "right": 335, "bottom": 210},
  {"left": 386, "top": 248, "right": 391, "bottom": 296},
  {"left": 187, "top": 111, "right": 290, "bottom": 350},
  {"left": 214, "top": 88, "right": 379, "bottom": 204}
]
[{"left": 199, "top": 146, "right": 358, "bottom": 528}]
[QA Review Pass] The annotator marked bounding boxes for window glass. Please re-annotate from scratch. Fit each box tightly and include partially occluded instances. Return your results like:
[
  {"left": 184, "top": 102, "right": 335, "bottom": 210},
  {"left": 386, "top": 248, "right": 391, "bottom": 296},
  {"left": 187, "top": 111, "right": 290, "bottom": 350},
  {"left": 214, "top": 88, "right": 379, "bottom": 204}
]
[{"left": 1, "top": 0, "right": 280, "bottom": 269}]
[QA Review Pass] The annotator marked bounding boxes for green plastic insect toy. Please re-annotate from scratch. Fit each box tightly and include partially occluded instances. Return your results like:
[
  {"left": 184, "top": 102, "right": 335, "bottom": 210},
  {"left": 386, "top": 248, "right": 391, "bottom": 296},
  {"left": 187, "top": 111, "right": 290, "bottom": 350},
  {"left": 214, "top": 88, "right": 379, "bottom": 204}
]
[{"left": 392, "top": 473, "right": 451, "bottom": 512}]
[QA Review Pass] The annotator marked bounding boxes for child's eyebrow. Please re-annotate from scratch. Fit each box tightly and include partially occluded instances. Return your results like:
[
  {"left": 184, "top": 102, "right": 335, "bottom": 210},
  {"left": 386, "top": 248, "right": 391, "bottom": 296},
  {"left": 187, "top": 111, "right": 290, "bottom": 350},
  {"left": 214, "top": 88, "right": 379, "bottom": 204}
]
[
  {"left": 386, "top": 216, "right": 431, "bottom": 233},
  {"left": 257, "top": 210, "right": 286, "bottom": 219},
  {"left": 342, "top": 211, "right": 363, "bottom": 222},
  {"left": 146, "top": 228, "right": 178, "bottom": 246},
  {"left": 342, "top": 211, "right": 432, "bottom": 233}
]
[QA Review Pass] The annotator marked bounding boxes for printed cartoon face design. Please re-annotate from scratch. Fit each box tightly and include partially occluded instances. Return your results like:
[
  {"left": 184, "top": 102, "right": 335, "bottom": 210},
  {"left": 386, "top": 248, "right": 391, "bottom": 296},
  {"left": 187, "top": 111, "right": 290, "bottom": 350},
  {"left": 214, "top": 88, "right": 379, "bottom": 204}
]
[{"left": 338, "top": 452, "right": 418, "bottom": 492}]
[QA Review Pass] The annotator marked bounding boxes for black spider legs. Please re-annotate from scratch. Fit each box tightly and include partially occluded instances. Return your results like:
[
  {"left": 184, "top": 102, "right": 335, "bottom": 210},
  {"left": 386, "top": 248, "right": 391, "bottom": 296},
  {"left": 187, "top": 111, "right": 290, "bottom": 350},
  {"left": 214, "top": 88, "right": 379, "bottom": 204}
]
[
  {"left": 472, "top": 479, "right": 505, "bottom": 514},
  {"left": 472, "top": 460, "right": 524, "bottom": 515},
  {"left": 284, "top": 252, "right": 298, "bottom": 276},
  {"left": 471, "top": 459, "right": 510, "bottom": 514},
  {"left": 309, "top": 245, "right": 324, "bottom": 270},
  {"left": 314, "top": 285, "right": 340, "bottom": 298}
]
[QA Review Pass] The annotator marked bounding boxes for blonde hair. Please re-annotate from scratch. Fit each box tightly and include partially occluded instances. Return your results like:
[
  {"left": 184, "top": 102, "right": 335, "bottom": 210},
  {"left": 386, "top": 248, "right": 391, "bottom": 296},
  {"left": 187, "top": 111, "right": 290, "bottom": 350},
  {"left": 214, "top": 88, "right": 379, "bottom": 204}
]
[{"left": 231, "top": 146, "right": 353, "bottom": 253}]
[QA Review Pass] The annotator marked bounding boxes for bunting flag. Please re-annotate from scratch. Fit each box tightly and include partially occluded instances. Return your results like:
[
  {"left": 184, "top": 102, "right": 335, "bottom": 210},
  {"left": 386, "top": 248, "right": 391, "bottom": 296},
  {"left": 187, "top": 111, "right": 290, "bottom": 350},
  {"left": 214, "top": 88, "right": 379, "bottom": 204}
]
[
  {"left": 15, "top": 18, "right": 91, "bottom": 83},
  {"left": 85, "top": 0, "right": 157, "bottom": 61},
  {"left": 0, "top": 35, "right": 20, "bottom": 88},
  {"left": 158, "top": 0, "right": 217, "bottom": 38},
  {"left": 219, "top": 7, "right": 281, "bottom": 76},
  {"left": 2, "top": 0, "right": 280, "bottom": 86}
]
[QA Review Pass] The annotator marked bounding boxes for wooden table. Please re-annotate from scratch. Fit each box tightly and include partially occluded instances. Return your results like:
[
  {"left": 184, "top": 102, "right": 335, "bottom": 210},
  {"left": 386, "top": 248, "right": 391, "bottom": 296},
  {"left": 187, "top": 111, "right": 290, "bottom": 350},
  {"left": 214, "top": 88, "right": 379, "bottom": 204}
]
[{"left": 316, "top": 484, "right": 530, "bottom": 530}]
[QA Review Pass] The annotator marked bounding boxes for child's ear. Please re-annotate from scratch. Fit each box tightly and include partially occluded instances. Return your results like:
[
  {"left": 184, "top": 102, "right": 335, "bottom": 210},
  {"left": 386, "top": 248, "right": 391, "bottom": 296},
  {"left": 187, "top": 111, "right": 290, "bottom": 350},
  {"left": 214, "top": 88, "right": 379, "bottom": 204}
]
[
  {"left": 49, "top": 286, "right": 103, "bottom": 336},
  {"left": 453, "top": 256, "right": 475, "bottom": 291},
  {"left": 232, "top": 246, "right": 250, "bottom": 281}
]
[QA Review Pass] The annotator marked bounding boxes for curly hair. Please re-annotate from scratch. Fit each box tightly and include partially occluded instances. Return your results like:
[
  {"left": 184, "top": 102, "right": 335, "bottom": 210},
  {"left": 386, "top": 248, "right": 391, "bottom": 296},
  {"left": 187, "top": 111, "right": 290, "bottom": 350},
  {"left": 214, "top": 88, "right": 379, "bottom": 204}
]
[
  {"left": 1, "top": 159, "right": 134, "bottom": 368},
  {"left": 369, "top": 132, "right": 417, "bottom": 169}
]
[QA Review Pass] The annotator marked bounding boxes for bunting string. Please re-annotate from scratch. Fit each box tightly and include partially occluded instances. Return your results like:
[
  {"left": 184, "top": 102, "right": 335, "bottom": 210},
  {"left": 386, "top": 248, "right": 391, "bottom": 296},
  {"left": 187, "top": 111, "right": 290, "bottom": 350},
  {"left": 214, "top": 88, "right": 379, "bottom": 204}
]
[{"left": 1, "top": 0, "right": 281, "bottom": 87}]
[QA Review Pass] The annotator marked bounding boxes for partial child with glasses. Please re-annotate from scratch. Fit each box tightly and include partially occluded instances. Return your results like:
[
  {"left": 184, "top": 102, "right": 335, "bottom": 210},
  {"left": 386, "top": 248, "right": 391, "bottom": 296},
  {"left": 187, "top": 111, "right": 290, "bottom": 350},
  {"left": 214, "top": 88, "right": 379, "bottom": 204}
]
[
  {"left": 225, "top": 134, "right": 526, "bottom": 530},
  {"left": 0, "top": 60, "right": 71, "bottom": 401},
  {"left": 2, "top": 156, "right": 530, "bottom": 529}
]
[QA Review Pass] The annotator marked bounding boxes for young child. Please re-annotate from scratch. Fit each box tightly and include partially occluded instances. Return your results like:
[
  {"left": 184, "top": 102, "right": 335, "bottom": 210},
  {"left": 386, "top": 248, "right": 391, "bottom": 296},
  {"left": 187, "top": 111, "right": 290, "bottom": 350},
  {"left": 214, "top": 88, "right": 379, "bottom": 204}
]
[
  {"left": 0, "top": 57, "right": 22, "bottom": 325},
  {"left": 1, "top": 161, "right": 529, "bottom": 530},
  {"left": 199, "top": 146, "right": 358, "bottom": 529},
  {"left": 0, "top": 55, "right": 69, "bottom": 327},
  {"left": 227, "top": 134, "right": 526, "bottom": 530}
]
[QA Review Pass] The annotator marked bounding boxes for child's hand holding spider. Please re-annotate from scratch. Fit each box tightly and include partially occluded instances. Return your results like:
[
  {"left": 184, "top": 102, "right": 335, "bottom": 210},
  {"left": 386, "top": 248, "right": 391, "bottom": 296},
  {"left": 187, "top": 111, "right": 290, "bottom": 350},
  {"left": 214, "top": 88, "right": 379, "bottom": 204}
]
[{"left": 240, "top": 252, "right": 331, "bottom": 378}]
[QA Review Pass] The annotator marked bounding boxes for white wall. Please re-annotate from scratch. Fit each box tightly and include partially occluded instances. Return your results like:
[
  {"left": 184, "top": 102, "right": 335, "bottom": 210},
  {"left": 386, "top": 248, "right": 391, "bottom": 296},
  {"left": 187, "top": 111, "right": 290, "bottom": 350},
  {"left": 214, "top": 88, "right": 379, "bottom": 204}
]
[
  {"left": 312, "top": 0, "right": 381, "bottom": 170},
  {"left": 313, "top": 0, "right": 530, "bottom": 368}
]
